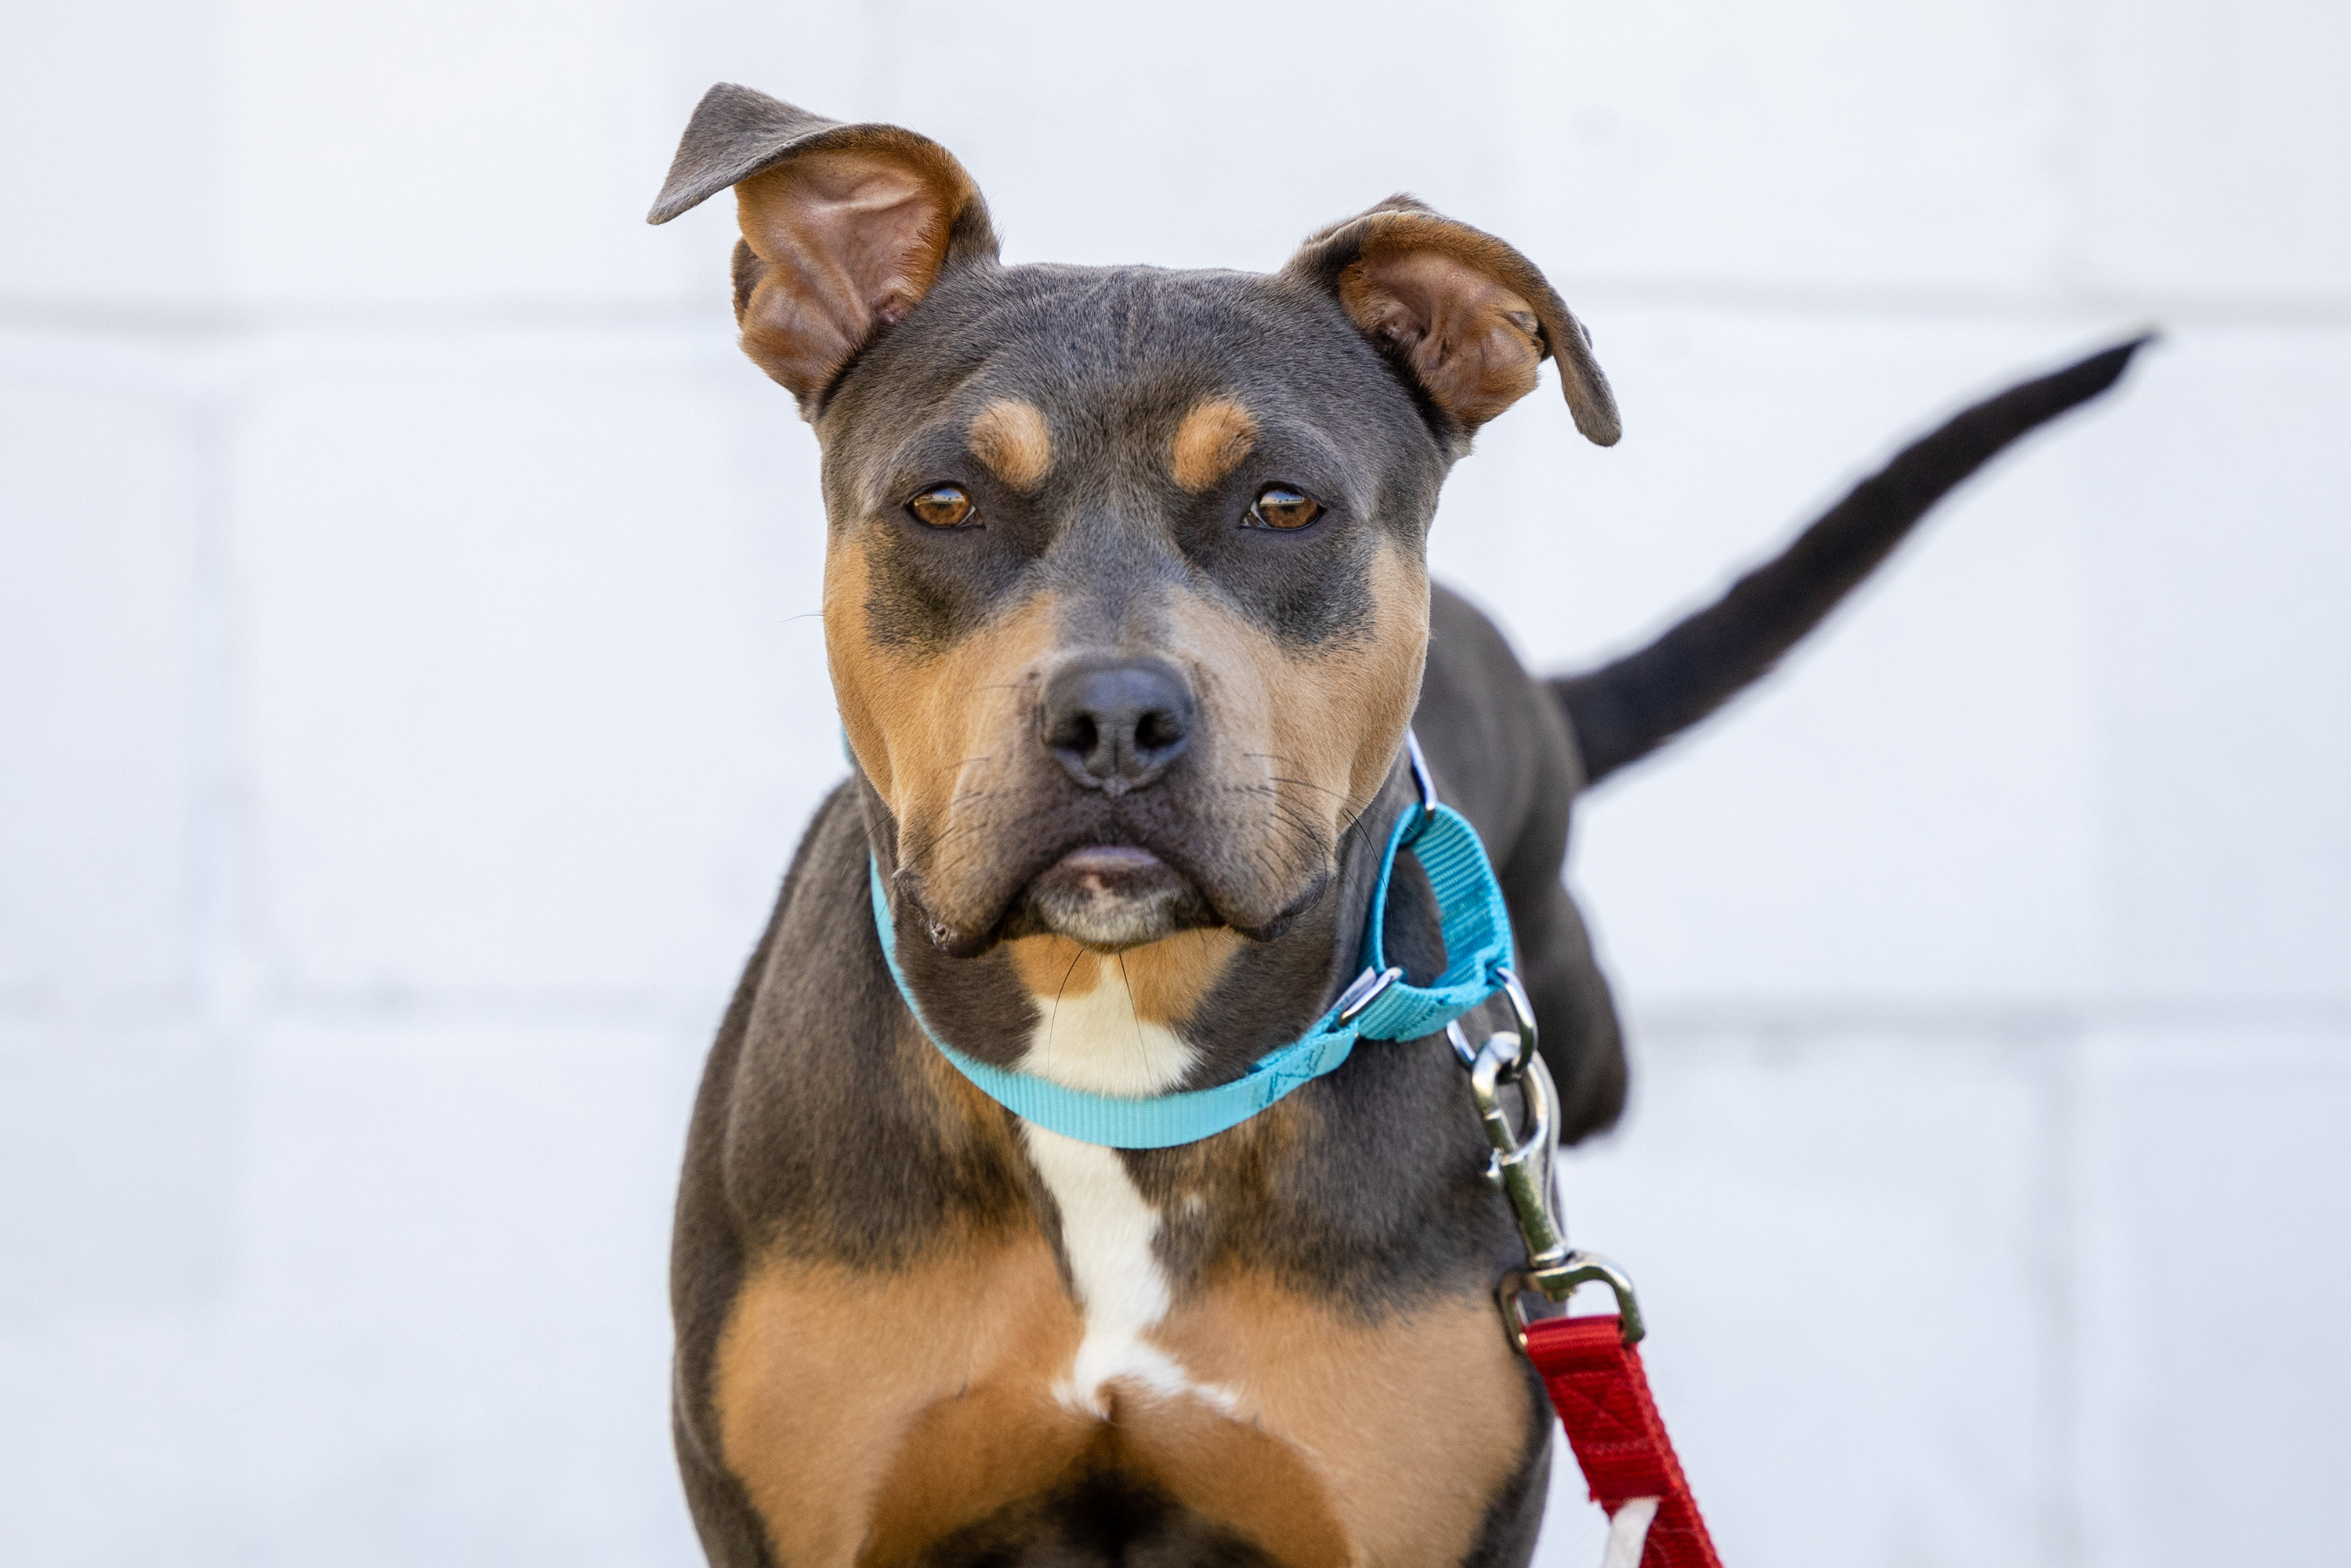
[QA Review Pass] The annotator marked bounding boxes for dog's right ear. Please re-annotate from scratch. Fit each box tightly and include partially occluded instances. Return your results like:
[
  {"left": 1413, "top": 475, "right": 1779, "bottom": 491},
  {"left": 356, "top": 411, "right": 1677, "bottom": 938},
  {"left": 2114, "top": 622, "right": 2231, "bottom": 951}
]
[{"left": 647, "top": 83, "right": 998, "bottom": 415}]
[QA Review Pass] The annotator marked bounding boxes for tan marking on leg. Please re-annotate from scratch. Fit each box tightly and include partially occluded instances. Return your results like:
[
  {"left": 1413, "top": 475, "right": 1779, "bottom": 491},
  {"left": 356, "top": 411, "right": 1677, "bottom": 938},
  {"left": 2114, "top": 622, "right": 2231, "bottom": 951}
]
[
  {"left": 1147, "top": 1272, "right": 1531, "bottom": 1564},
  {"left": 1108, "top": 1390, "right": 1349, "bottom": 1566},
  {"left": 867, "top": 1390, "right": 1348, "bottom": 1566},
  {"left": 856, "top": 1388, "right": 1100, "bottom": 1564},
  {"left": 1169, "top": 397, "right": 1259, "bottom": 492},
  {"left": 712, "top": 1236, "right": 1087, "bottom": 1567},
  {"left": 969, "top": 398, "right": 1053, "bottom": 491}
]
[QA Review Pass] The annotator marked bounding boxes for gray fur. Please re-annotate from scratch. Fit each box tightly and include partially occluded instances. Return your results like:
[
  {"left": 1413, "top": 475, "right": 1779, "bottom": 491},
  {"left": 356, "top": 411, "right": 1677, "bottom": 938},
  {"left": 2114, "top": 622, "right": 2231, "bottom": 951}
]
[{"left": 647, "top": 84, "right": 849, "bottom": 226}]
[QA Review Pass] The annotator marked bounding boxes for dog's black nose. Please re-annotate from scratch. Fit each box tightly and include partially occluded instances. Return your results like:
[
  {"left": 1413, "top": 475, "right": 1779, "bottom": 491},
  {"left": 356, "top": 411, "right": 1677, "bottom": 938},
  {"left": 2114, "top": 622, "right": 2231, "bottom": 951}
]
[{"left": 1040, "top": 657, "right": 1194, "bottom": 791}]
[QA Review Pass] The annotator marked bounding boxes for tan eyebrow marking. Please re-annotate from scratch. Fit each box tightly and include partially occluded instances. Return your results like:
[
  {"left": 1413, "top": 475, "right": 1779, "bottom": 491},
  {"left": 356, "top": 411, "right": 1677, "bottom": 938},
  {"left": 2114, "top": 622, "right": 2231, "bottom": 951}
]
[
  {"left": 1169, "top": 398, "right": 1257, "bottom": 492},
  {"left": 967, "top": 399, "right": 1052, "bottom": 490}
]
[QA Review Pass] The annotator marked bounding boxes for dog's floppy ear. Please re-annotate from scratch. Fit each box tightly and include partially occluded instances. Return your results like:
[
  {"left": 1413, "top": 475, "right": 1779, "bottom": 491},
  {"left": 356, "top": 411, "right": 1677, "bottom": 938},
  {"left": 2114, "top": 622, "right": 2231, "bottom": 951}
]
[
  {"left": 1283, "top": 197, "right": 1618, "bottom": 446},
  {"left": 647, "top": 83, "right": 998, "bottom": 415}
]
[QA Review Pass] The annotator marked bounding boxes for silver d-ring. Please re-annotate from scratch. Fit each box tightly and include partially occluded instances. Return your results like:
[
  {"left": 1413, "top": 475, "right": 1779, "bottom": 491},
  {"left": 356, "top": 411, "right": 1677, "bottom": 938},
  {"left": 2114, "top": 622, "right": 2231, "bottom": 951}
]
[
  {"left": 1404, "top": 730, "right": 1440, "bottom": 826},
  {"left": 1492, "top": 965, "right": 1539, "bottom": 1079},
  {"left": 1499, "top": 1254, "right": 1647, "bottom": 1353},
  {"left": 1335, "top": 965, "right": 1404, "bottom": 1025}
]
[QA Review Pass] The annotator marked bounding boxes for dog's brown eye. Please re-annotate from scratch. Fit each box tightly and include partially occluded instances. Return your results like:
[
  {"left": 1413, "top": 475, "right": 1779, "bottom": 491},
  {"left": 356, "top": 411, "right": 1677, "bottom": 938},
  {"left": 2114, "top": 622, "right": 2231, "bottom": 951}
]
[
  {"left": 1247, "top": 485, "right": 1323, "bottom": 531},
  {"left": 907, "top": 485, "right": 975, "bottom": 528}
]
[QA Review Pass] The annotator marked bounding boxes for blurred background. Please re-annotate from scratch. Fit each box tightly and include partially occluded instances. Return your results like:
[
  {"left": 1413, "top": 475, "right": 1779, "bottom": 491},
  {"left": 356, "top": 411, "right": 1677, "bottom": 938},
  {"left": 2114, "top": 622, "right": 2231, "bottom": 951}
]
[{"left": 3, "top": 2, "right": 2346, "bottom": 1564}]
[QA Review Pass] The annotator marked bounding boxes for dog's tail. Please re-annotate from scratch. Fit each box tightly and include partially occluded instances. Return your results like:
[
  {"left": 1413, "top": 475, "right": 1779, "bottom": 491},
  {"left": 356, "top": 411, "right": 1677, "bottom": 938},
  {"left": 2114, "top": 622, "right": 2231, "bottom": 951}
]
[{"left": 1552, "top": 335, "right": 2151, "bottom": 788}]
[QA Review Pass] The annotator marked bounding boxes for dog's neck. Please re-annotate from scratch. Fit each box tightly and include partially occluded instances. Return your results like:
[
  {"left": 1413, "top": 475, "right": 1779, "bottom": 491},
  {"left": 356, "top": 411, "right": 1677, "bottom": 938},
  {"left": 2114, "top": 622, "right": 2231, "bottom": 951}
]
[{"left": 857, "top": 764, "right": 1442, "bottom": 1099}]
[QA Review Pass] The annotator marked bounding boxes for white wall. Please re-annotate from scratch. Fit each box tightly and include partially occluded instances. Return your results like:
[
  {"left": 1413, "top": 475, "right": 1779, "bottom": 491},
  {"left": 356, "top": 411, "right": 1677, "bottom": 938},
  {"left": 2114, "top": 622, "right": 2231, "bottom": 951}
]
[{"left": 2, "top": 4, "right": 2344, "bottom": 1565}]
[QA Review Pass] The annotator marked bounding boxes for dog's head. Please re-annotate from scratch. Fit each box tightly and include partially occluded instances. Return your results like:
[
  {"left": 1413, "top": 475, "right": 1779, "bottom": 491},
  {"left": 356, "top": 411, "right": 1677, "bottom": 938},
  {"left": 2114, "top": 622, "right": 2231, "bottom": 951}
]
[{"left": 652, "top": 85, "right": 1616, "bottom": 959}]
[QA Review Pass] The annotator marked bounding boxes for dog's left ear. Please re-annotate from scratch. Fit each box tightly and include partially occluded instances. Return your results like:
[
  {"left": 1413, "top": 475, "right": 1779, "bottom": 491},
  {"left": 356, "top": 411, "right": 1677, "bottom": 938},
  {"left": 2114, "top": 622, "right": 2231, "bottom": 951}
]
[
  {"left": 647, "top": 83, "right": 998, "bottom": 415},
  {"left": 1284, "top": 197, "right": 1618, "bottom": 446}
]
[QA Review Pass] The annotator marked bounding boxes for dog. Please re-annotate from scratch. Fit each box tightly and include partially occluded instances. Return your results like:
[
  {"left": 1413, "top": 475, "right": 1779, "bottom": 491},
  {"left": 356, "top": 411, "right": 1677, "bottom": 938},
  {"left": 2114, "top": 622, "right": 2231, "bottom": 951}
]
[{"left": 647, "top": 82, "right": 2142, "bottom": 1567}]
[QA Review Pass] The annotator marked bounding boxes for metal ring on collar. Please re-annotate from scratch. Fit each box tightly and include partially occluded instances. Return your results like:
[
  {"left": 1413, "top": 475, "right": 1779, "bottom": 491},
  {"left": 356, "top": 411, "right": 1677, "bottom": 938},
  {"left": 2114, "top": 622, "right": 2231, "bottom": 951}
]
[
  {"left": 1500, "top": 1254, "right": 1646, "bottom": 1352},
  {"left": 1334, "top": 964, "right": 1404, "bottom": 1025},
  {"left": 1442, "top": 969, "right": 1539, "bottom": 1077},
  {"left": 1491, "top": 965, "right": 1539, "bottom": 1080},
  {"left": 1404, "top": 730, "right": 1440, "bottom": 828}
]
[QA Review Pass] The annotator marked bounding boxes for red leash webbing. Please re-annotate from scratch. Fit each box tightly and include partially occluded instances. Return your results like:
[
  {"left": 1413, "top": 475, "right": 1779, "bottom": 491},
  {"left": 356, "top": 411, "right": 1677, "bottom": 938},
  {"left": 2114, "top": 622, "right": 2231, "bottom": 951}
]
[{"left": 1524, "top": 1313, "right": 1723, "bottom": 1568}]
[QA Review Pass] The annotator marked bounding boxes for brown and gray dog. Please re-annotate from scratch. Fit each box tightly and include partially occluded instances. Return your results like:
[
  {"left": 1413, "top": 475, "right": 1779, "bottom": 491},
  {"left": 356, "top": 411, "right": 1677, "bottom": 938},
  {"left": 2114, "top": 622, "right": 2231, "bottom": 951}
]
[{"left": 648, "top": 82, "right": 2142, "bottom": 1568}]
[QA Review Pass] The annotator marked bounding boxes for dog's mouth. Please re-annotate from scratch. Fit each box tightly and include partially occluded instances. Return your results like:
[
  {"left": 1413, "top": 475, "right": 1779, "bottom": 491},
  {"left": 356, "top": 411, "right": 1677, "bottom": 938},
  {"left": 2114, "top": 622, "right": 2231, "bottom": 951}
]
[
  {"left": 992, "top": 844, "right": 1213, "bottom": 951},
  {"left": 924, "top": 840, "right": 1328, "bottom": 956},
  {"left": 897, "top": 772, "right": 1345, "bottom": 958}
]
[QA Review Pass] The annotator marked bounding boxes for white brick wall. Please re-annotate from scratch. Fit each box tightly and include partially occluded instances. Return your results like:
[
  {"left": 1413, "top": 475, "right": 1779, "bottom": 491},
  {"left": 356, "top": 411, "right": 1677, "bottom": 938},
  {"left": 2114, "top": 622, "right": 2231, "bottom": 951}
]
[{"left": 3, "top": 4, "right": 2344, "bottom": 1565}]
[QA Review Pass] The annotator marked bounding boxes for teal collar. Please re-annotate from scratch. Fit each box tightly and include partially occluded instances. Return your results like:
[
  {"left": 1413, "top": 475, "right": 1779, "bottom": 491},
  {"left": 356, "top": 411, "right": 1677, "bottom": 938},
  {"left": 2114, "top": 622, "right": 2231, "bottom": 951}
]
[{"left": 867, "top": 739, "right": 1518, "bottom": 1149}]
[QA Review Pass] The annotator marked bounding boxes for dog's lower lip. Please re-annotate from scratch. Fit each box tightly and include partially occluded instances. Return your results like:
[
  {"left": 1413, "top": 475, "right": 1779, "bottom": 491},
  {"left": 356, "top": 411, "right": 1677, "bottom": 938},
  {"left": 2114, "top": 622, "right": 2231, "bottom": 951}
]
[
  {"left": 1012, "top": 842, "right": 1211, "bottom": 951},
  {"left": 1052, "top": 846, "right": 1165, "bottom": 876}
]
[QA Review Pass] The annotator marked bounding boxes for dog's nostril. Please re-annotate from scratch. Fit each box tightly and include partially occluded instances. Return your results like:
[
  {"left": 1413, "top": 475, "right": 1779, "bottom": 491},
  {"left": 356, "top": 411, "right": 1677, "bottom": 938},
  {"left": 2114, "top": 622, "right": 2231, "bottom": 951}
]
[{"left": 1040, "top": 657, "right": 1195, "bottom": 790}]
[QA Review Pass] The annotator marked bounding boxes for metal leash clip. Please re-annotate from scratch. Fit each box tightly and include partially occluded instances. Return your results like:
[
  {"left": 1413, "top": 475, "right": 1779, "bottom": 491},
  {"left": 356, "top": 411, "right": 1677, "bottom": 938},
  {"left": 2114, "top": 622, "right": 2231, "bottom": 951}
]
[
  {"left": 1412, "top": 733, "right": 1643, "bottom": 1348},
  {"left": 1451, "top": 990, "right": 1645, "bottom": 1351}
]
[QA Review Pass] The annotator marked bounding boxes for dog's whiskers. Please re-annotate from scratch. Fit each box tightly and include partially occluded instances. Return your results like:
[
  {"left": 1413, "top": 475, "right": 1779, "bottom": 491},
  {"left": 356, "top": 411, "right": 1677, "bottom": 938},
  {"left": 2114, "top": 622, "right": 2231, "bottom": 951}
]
[{"left": 1114, "top": 953, "right": 1151, "bottom": 1075}]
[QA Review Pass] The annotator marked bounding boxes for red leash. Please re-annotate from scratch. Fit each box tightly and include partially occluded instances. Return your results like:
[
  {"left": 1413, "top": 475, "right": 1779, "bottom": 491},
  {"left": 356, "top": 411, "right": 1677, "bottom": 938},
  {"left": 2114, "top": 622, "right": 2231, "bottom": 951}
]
[
  {"left": 1448, "top": 1000, "right": 1720, "bottom": 1564},
  {"left": 1525, "top": 1313, "right": 1723, "bottom": 1568}
]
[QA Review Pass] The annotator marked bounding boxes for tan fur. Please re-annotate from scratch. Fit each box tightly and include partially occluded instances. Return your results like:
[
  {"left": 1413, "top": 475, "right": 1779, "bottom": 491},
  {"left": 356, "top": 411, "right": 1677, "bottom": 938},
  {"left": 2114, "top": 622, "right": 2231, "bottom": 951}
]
[
  {"left": 969, "top": 399, "right": 1053, "bottom": 490},
  {"left": 714, "top": 1235, "right": 1088, "bottom": 1566},
  {"left": 1168, "top": 398, "right": 1259, "bottom": 491},
  {"left": 1007, "top": 935, "right": 1105, "bottom": 1002},
  {"left": 715, "top": 1239, "right": 1509, "bottom": 1563},
  {"left": 863, "top": 1385, "right": 1349, "bottom": 1565},
  {"left": 1298, "top": 201, "right": 1617, "bottom": 443},
  {"left": 1148, "top": 1273, "right": 1534, "bottom": 1564},
  {"left": 857, "top": 1383, "right": 1099, "bottom": 1563},
  {"left": 732, "top": 135, "right": 976, "bottom": 404},
  {"left": 1339, "top": 250, "right": 1541, "bottom": 431},
  {"left": 825, "top": 537, "right": 1060, "bottom": 910},
  {"left": 1006, "top": 928, "right": 1243, "bottom": 1024},
  {"left": 1164, "top": 544, "right": 1430, "bottom": 867},
  {"left": 1096, "top": 1394, "right": 1350, "bottom": 1566}
]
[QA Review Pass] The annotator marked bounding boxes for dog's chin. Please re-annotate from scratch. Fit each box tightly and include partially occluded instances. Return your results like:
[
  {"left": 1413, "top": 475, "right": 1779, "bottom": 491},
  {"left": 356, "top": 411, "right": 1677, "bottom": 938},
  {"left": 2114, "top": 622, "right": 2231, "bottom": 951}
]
[{"left": 1017, "top": 846, "right": 1213, "bottom": 951}]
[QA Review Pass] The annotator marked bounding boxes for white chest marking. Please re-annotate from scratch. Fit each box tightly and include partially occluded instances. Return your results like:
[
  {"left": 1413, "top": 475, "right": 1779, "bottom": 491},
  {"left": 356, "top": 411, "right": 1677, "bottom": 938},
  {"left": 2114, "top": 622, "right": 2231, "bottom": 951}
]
[
  {"left": 1018, "top": 958, "right": 1197, "bottom": 1097},
  {"left": 1015, "top": 962, "right": 1236, "bottom": 1418}
]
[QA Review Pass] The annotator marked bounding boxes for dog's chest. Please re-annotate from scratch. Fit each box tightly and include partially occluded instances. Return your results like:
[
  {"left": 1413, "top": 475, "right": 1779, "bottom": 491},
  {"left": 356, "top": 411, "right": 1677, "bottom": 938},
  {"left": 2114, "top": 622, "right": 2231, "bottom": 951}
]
[
  {"left": 1016, "top": 961, "right": 1229, "bottom": 1416},
  {"left": 711, "top": 966, "right": 1535, "bottom": 1564}
]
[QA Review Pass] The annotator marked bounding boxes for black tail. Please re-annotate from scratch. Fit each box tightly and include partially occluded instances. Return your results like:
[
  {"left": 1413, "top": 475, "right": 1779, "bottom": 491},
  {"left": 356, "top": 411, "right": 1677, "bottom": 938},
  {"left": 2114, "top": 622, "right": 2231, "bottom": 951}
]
[{"left": 1552, "top": 335, "right": 2151, "bottom": 788}]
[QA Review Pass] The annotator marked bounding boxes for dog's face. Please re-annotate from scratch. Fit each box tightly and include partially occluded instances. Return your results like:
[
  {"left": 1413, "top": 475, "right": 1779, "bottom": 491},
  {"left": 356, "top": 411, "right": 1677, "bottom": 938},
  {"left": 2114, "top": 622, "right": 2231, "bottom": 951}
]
[
  {"left": 650, "top": 88, "right": 1617, "bottom": 958},
  {"left": 821, "top": 267, "right": 1442, "bottom": 954}
]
